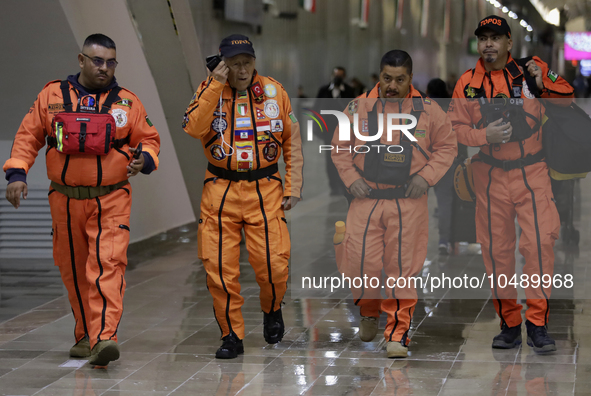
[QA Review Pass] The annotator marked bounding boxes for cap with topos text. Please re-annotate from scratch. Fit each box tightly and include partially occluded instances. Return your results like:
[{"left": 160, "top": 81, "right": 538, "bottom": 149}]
[
  {"left": 474, "top": 15, "right": 511, "bottom": 38},
  {"left": 219, "top": 34, "right": 256, "bottom": 58}
]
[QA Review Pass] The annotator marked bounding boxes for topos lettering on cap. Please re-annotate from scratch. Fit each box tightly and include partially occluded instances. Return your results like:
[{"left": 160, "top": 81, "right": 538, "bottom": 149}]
[
  {"left": 474, "top": 15, "right": 511, "bottom": 38},
  {"left": 219, "top": 34, "right": 256, "bottom": 58}
]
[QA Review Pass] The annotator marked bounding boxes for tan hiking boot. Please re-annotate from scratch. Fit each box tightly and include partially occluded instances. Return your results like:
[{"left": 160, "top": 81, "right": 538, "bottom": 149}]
[
  {"left": 69, "top": 337, "right": 91, "bottom": 358},
  {"left": 387, "top": 341, "right": 408, "bottom": 358},
  {"left": 88, "top": 340, "right": 120, "bottom": 366},
  {"left": 359, "top": 316, "right": 378, "bottom": 342}
]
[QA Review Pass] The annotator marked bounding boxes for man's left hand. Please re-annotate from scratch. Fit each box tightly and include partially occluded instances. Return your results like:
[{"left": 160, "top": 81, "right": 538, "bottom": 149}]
[
  {"left": 282, "top": 196, "right": 299, "bottom": 211},
  {"left": 405, "top": 175, "right": 429, "bottom": 199},
  {"left": 523, "top": 60, "right": 544, "bottom": 91},
  {"left": 127, "top": 149, "right": 145, "bottom": 177}
]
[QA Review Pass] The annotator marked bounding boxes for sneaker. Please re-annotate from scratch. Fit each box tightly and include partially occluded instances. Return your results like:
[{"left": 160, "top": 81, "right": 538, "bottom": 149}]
[
  {"left": 387, "top": 340, "right": 408, "bottom": 358},
  {"left": 358, "top": 316, "right": 378, "bottom": 342},
  {"left": 263, "top": 309, "right": 284, "bottom": 344},
  {"left": 88, "top": 340, "right": 120, "bottom": 366},
  {"left": 215, "top": 333, "right": 244, "bottom": 359},
  {"left": 69, "top": 336, "right": 91, "bottom": 358},
  {"left": 492, "top": 323, "right": 522, "bottom": 349},
  {"left": 525, "top": 320, "right": 556, "bottom": 353}
]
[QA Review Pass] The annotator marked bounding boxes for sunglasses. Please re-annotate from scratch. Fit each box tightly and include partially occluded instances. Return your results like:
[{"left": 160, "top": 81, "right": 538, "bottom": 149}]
[{"left": 82, "top": 53, "right": 118, "bottom": 69}]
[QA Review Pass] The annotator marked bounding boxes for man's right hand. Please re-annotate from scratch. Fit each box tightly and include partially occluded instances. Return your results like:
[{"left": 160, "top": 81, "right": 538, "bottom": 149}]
[
  {"left": 209, "top": 61, "right": 229, "bottom": 85},
  {"left": 349, "top": 178, "right": 371, "bottom": 199},
  {"left": 6, "top": 181, "right": 28, "bottom": 209},
  {"left": 486, "top": 118, "right": 513, "bottom": 144}
]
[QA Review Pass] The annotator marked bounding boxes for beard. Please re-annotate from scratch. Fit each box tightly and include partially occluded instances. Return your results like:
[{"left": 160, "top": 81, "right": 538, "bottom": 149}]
[{"left": 483, "top": 53, "right": 497, "bottom": 63}]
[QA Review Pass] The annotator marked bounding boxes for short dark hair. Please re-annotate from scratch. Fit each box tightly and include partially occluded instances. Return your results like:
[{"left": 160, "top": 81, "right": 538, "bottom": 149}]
[
  {"left": 334, "top": 66, "right": 347, "bottom": 75},
  {"left": 83, "top": 34, "right": 116, "bottom": 50},
  {"left": 380, "top": 50, "right": 412, "bottom": 74}
]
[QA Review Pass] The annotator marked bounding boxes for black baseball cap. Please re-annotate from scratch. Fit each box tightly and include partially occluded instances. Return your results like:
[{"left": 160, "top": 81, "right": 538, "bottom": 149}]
[
  {"left": 474, "top": 15, "right": 511, "bottom": 38},
  {"left": 219, "top": 34, "right": 256, "bottom": 58}
]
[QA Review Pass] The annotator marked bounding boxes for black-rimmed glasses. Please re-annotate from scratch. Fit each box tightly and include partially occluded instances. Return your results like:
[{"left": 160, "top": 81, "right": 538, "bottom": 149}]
[{"left": 82, "top": 53, "right": 118, "bottom": 69}]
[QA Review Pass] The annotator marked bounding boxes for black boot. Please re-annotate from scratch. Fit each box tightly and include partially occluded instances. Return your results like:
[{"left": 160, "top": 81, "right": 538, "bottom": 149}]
[
  {"left": 492, "top": 323, "right": 522, "bottom": 349},
  {"left": 526, "top": 320, "right": 556, "bottom": 353},
  {"left": 263, "top": 308, "right": 284, "bottom": 344},
  {"left": 215, "top": 333, "right": 244, "bottom": 359}
]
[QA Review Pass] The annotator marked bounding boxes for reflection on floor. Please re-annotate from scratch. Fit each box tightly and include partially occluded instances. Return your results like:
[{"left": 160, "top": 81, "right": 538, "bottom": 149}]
[{"left": 1, "top": 146, "right": 590, "bottom": 395}]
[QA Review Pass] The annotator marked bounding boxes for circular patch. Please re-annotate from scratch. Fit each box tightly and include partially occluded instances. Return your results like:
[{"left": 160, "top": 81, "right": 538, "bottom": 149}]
[
  {"left": 111, "top": 108, "right": 127, "bottom": 127},
  {"left": 264, "top": 84, "right": 277, "bottom": 98},
  {"left": 522, "top": 80, "right": 535, "bottom": 99},
  {"left": 263, "top": 142, "right": 278, "bottom": 162},
  {"left": 81, "top": 95, "right": 96, "bottom": 107},
  {"left": 264, "top": 100, "right": 280, "bottom": 119},
  {"left": 210, "top": 144, "right": 226, "bottom": 161},
  {"left": 347, "top": 99, "right": 359, "bottom": 115},
  {"left": 211, "top": 118, "right": 228, "bottom": 133}
]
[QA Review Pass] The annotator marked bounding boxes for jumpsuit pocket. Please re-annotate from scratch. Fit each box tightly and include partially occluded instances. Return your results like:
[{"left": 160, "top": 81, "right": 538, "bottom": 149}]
[
  {"left": 272, "top": 214, "right": 290, "bottom": 259},
  {"left": 111, "top": 216, "right": 130, "bottom": 265},
  {"left": 197, "top": 215, "right": 216, "bottom": 261}
]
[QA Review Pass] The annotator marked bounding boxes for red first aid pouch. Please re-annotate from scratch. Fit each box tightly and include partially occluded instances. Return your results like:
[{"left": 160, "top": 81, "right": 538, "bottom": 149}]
[
  {"left": 53, "top": 113, "right": 115, "bottom": 155},
  {"left": 49, "top": 81, "right": 123, "bottom": 156}
]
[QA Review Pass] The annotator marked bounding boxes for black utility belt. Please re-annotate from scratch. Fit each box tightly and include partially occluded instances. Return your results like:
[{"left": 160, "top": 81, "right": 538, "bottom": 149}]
[
  {"left": 47, "top": 135, "right": 130, "bottom": 150},
  {"left": 478, "top": 150, "right": 544, "bottom": 171},
  {"left": 207, "top": 163, "right": 278, "bottom": 182},
  {"left": 368, "top": 187, "right": 407, "bottom": 200}
]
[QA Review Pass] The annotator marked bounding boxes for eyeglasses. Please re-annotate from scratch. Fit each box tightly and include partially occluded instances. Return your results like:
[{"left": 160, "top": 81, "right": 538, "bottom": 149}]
[{"left": 82, "top": 53, "right": 118, "bottom": 69}]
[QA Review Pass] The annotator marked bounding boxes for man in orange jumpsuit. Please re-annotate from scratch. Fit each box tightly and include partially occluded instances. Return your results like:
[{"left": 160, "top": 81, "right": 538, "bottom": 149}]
[
  {"left": 4, "top": 34, "right": 160, "bottom": 366},
  {"left": 449, "top": 16, "right": 573, "bottom": 353},
  {"left": 183, "top": 34, "right": 303, "bottom": 359},
  {"left": 332, "top": 50, "right": 457, "bottom": 358}
]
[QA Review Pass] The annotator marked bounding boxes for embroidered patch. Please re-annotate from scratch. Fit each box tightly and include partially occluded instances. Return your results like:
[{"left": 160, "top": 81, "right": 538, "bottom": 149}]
[
  {"left": 271, "top": 119, "right": 283, "bottom": 132},
  {"left": 116, "top": 98, "right": 133, "bottom": 108},
  {"left": 263, "top": 142, "right": 278, "bottom": 162},
  {"left": 256, "top": 108, "right": 266, "bottom": 119},
  {"left": 111, "top": 108, "right": 127, "bottom": 127},
  {"left": 264, "top": 100, "right": 280, "bottom": 119},
  {"left": 182, "top": 113, "right": 189, "bottom": 128},
  {"left": 289, "top": 111, "right": 298, "bottom": 123},
  {"left": 547, "top": 70, "right": 558, "bottom": 83},
  {"left": 145, "top": 116, "right": 153, "bottom": 127},
  {"left": 264, "top": 84, "right": 277, "bottom": 98},
  {"left": 212, "top": 118, "right": 227, "bottom": 133},
  {"left": 415, "top": 130, "right": 426, "bottom": 138},
  {"left": 236, "top": 117, "right": 251, "bottom": 128},
  {"left": 237, "top": 103, "right": 248, "bottom": 116},
  {"left": 210, "top": 144, "right": 226, "bottom": 160}
]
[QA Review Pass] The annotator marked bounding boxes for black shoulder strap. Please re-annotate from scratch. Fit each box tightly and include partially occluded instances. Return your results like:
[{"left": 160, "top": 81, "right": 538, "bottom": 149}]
[
  {"left": 100, "top": 87, "right": 122, "bottom": 114},
  {"left": 515, "top": 56, "right": 540, "bottom": 98},
  {"left": 60, "top": 80, "right": 73, "bottom": 112}
]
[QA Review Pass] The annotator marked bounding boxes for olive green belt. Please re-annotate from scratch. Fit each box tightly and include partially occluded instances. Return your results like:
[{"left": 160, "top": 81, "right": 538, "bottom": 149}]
[{"left": 50, "top": 180, "right": 129, "bottom": 200}]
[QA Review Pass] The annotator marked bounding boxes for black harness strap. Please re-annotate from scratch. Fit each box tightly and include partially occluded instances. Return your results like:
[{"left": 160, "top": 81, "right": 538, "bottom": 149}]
[{"left": 60, "top": 80, "right": 73, "bottom": 112}]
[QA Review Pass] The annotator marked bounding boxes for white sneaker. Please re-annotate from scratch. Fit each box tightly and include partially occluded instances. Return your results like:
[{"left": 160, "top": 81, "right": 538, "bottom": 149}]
[
  {"left": 359, "top": 316, "right": 378, "bottom": 342},
  {"left": 387, "top": 341, "right": 408, "bottom": 358}
]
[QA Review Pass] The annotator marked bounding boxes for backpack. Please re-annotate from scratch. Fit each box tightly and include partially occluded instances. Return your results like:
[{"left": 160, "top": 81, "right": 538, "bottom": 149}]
[{"left": 517, "top": 57, "right": 591, "bottom": 178}]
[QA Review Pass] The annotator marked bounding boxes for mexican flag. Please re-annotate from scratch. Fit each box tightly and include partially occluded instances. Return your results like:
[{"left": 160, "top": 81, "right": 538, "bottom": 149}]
[{"left": 299, "top": 0, "right": 316, "bottom": 13}]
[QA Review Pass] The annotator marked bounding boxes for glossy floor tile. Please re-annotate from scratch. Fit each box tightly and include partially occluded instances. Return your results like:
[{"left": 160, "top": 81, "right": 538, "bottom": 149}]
[{"left": 1, "top": 153, "right": 591, "bottom": 395}]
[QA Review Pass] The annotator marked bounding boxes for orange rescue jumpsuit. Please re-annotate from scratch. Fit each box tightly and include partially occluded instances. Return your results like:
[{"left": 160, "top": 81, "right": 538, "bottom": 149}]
[
  {"left": 332, "top": 84, "right": 457, "bottom": 343},
  {"left": 183, "top": 72, "right": 303, "bottom": 340},
  {"left": 449, "top": 54, "right": 573, "bottom": 328},
  {"left": 3, "top": 79, "right": 160, "bottom": 348}
]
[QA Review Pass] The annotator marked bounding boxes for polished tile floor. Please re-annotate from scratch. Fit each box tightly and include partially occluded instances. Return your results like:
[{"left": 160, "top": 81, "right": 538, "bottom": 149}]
[{"left": 1, "top": 148, "right": 591, "bottom": 395}]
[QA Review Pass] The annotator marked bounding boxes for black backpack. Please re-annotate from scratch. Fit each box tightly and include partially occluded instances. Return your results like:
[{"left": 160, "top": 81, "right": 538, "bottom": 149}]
[{"left": 517, "top": 57, "right": 591, "bottom": 175}]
